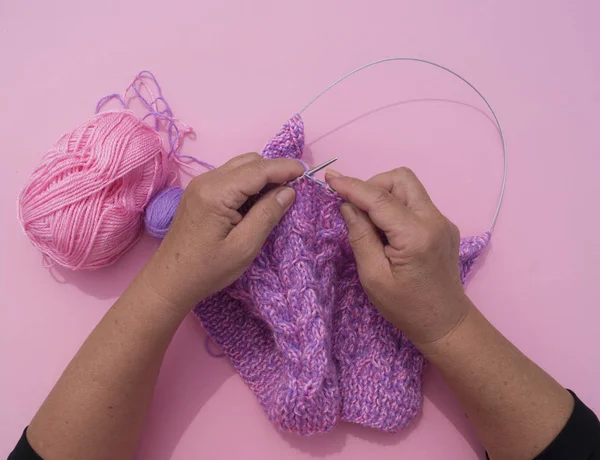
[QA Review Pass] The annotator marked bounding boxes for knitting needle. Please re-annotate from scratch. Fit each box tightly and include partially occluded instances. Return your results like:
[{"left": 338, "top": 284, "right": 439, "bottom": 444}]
[
  {"left": 304, "top": 157, "right": 338, "bottom": 177},
  {"left": 240, "top": 157, "right": 339, "bottom": 216}
]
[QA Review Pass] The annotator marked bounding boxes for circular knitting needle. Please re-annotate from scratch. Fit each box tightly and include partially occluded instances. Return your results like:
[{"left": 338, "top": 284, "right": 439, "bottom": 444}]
[
  {"left": 284, "top": 157, "right": 338, "bottom": 188},
  {"left": 298, "top": 58, "right": 507, "bottom": 233},
  {"left": 304, "top": 157, "right": 338, "bottom": 177}
]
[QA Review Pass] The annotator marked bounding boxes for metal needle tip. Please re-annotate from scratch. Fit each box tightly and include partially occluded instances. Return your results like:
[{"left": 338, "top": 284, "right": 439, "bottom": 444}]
[{"left": 304, "top": 157, "right": 338, "bottom": 177}]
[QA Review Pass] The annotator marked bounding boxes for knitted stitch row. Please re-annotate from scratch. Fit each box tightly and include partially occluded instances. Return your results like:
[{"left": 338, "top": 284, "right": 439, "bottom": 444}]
[{"left": 191, "top": 115, "right": 490, "bottom": 435}]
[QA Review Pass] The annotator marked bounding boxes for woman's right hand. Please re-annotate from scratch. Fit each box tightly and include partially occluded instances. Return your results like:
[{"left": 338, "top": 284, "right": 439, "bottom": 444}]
[
  {"left": 326, "top": 167, "right": 472, "bottom": 348},
  {"left": 328, "top": 168, "right": 584, "bottom": 460}
]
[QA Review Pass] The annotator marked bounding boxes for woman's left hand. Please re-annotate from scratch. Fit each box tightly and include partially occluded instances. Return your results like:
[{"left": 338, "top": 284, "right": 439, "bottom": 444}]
[{"left": 142, "top": 152, "right": 304, "bottom": 314}]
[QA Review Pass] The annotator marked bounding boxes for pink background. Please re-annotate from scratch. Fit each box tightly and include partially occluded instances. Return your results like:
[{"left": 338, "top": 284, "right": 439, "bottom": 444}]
[{"left": 1, "top": 1, "right": 599, "bottom": 458}]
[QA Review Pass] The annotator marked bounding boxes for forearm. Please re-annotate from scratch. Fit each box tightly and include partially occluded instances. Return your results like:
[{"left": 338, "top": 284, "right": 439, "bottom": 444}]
[
  {"left": 17, "top": 155, "right": 303, "bottom": 460},
  {"left": 419, "top": 297, "right": 573, "bottom": 459},
  {"left": 327, "top": 169, "right": 589, "bottom": 457},
  {"left": 27, "top": 268, "right": 189, "bottom": 460}
]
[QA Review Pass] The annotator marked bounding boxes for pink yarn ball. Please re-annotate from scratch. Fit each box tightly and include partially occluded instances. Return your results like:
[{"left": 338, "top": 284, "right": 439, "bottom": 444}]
[{"left": 18, "top": 111, "right": 169, "bottom": 270}]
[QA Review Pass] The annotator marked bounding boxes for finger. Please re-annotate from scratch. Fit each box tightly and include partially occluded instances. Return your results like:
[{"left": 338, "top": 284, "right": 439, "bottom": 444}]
[
  {"left": 367, "top": 167, "right": 431, "bottom": 209},
  {"left": 325, "top": 172, "right": 409, "bottom": 234},
  {"left": 225, "top": 158, "right": 305, "bottom": 208},
  {"left": 228, "top": 186, "right": 296, "bottom": 258},
  {"left": 219, "top": 152, "right": 262, "bottom": 172},
  {"left": 340, "top": 203, "right": 387, "bottom": 272}
]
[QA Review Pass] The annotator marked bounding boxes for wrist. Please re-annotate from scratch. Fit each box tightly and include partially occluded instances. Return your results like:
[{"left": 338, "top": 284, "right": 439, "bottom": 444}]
[
  {"left": 403, "top": 293, "right": 476, "bottom": 352},
  {"left": 414, "top": 298, "right": 480, "bottom": 358},
  {"left": 136, "top": 255, "right": 200, "bottom": 318},
  {"left": 111, "top": 273, "right": 191, "bottom": 335}
]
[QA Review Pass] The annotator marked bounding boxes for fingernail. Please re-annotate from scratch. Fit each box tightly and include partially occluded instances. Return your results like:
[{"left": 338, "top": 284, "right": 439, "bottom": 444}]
[
  {"left": 340, "top": 203, "right": 357, "bottom": 223},
  {"left": 325, "top": 169, "right": 343, "bottom": 179},
  {"left": 276, "top": 187, "right": 295, "bottom": 207}
]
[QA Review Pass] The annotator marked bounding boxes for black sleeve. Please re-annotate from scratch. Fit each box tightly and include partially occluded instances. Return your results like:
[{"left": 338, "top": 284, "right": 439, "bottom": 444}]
[
  {"left": 8, "top": 392, "right": 600, "bottom": 460},
  {"left": 7, "top": 428, "right": 43, "bottom": 460},
  {"left": 486, "top": 390, "right": 600, "bottom": 459},
  {"left": 534, "top": 391, "right": 600, "bottom": 459}
]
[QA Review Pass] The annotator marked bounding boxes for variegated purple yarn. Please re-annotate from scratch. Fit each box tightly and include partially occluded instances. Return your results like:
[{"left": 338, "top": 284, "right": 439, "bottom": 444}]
[{"left": 145, "top": 114, "right": 490, "bottom": 435}]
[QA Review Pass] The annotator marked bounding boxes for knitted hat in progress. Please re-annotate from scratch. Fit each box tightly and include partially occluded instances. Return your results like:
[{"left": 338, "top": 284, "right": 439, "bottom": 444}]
[{"left": 189, "top": 114, "right": 490, "bottom": 435}]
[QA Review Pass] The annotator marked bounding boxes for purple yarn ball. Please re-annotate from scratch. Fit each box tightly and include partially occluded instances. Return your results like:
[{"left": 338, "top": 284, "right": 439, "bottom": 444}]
[{"left": 144, "top": 186, "right": 184, "bottom": 238}]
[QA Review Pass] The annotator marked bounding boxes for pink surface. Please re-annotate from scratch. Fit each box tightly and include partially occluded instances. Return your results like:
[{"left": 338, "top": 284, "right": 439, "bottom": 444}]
[{"left": 1, "top": 1, "right": 599, "bottom": 458}]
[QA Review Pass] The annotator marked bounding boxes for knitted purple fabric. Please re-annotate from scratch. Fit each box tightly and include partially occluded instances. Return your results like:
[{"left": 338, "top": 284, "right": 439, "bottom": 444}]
[{"left": 148, "top": 114, "right": 490, "bottom": 435}]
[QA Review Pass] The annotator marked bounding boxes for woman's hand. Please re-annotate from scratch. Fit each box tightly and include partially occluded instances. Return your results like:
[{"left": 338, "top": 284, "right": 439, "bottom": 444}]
[
  {"left": 143, "top": 153, "right": 304, "bottom": 314},
  {"left": 23, "top": 160, "right": 582, "bottom": 460},
  {"left": 328, "top": 167, "right": 581, "bottom": 460},
  {"left": 326, "top": 167, "right": 470, "bottom": 348}
]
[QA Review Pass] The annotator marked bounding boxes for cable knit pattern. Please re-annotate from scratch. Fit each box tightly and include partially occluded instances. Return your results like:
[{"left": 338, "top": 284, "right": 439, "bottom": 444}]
[{"left": 190, "top": 114, "right": 490, "bottom": 435}]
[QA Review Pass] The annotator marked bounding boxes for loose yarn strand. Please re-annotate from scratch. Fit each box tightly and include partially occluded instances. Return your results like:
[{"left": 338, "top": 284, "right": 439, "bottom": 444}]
[
  {"left": 204, "top": 335, "right": 226, "bottom": 358},
  {"left": 96, "top": 71, "right": 215, "bottom": 171},
  {"left": 94, "top": 94, "right": 127, "bottom": 113},
  {"left": 299, "top": 57, "right": 507, "bottom": 233}
]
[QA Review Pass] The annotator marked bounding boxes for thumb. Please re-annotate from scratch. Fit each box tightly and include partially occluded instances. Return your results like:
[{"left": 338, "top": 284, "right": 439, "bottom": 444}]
[
  {"left": 228, "top": 186, "right": 296, "bottom": 256},
  {"left": 340, "top": 203, "right": 386, "bottom": 269}
]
